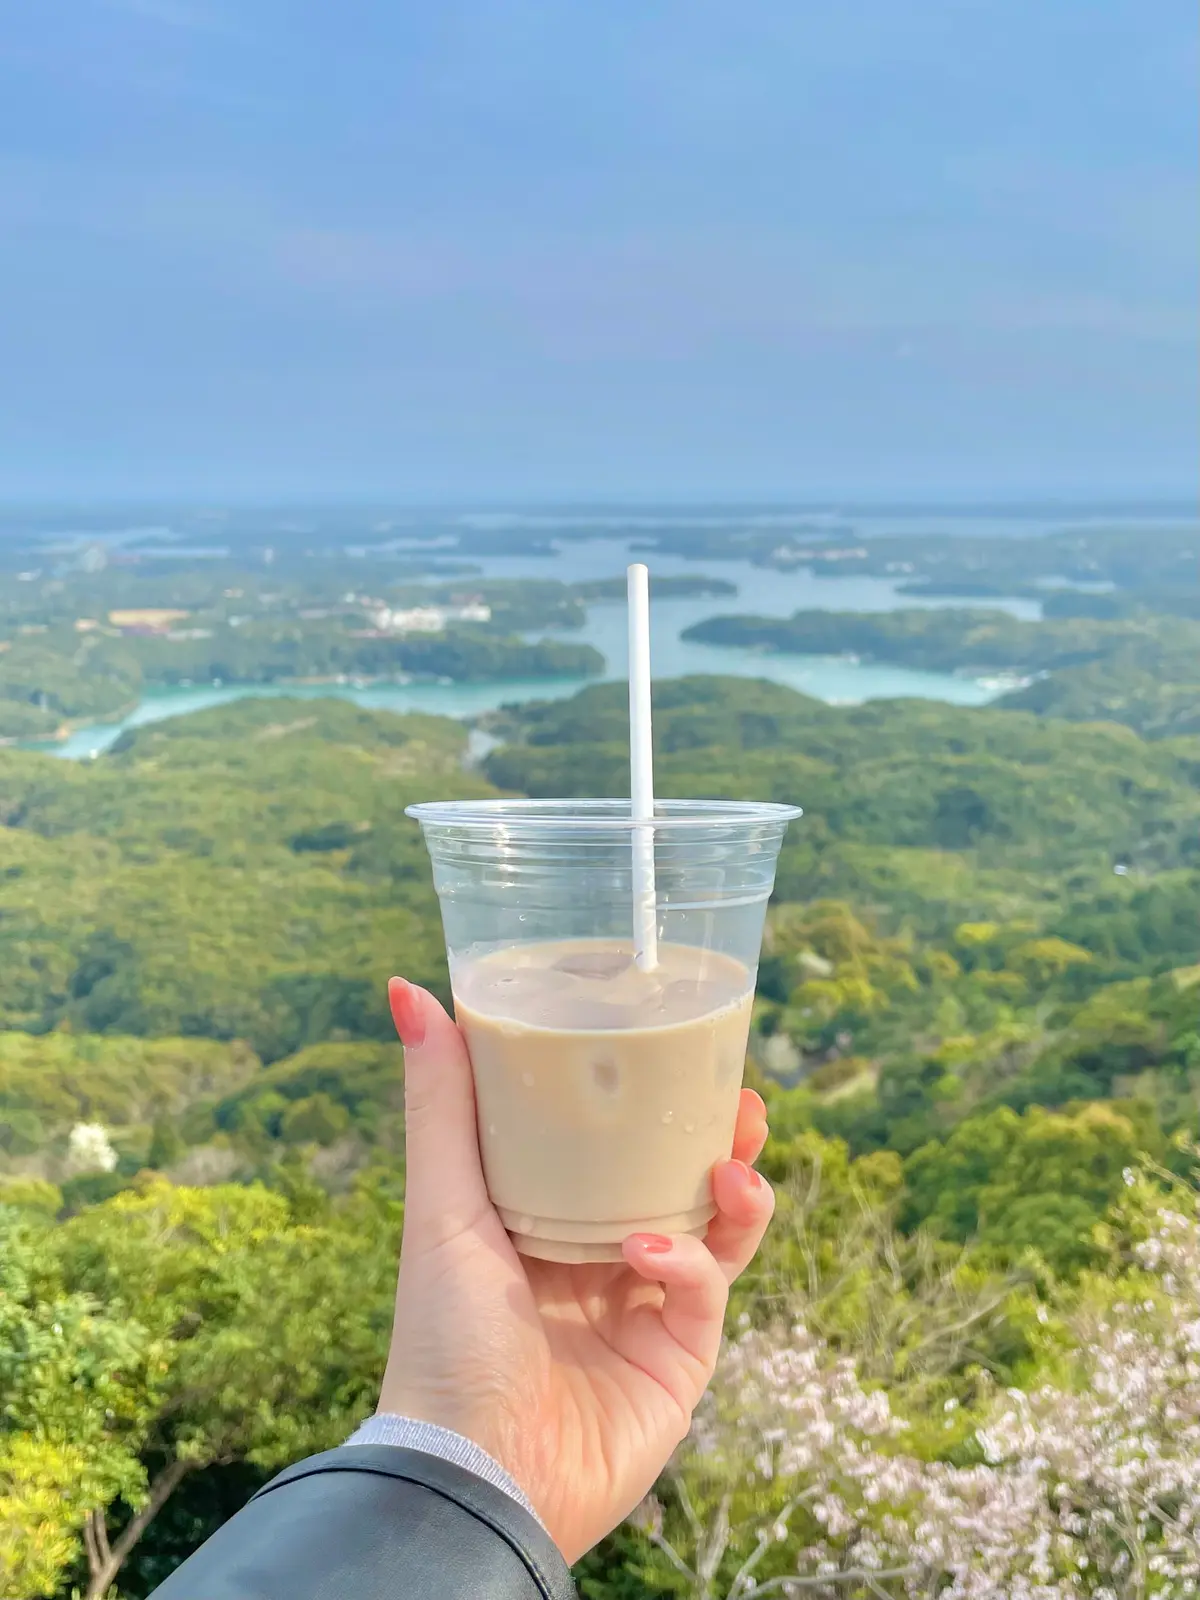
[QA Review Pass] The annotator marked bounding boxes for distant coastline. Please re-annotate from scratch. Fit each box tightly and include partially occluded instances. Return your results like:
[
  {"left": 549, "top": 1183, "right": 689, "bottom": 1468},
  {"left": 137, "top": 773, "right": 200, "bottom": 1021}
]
[{"left": 7, "top": 514, "right": 1195, "bottom": 755}]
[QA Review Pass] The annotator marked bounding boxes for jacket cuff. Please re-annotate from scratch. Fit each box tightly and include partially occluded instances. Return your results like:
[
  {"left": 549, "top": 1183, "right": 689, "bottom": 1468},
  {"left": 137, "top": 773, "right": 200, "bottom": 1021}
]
[{"left": 345, "top": 1414, "right": 545, "bottom": 1528}]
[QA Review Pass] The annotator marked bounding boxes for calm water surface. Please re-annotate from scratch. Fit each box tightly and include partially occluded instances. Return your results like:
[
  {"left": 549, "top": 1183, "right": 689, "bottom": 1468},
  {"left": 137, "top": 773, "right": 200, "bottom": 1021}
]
[{"left": 46, "top": 538, "right": 1035, "bottom": 760}]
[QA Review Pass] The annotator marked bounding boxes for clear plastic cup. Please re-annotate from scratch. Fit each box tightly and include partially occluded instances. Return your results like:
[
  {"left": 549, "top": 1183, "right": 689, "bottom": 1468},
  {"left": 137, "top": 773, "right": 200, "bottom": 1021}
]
[{"left": 407, "top": 798, "right": 801, "bottom": 1262}]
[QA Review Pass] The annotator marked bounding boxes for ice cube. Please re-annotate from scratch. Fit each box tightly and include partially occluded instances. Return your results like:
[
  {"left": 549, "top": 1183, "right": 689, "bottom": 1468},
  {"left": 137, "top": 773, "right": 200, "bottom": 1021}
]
[
  {"left": 551, "top": 950, "right": 635, "bottom": 981},
  {"left": 592, "top": 1058, "right": 620, "bottom": 1095}
]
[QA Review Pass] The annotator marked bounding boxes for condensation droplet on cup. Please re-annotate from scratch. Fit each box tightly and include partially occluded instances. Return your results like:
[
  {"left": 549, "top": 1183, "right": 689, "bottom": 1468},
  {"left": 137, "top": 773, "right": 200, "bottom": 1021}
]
[
  {"left": 661, "top": 1110, "right": 674, "bottom": 1125},
  {"left": 521, "top": 1071, "right": 535, "bottom": 1087},
  {"left": 488, "top": 1124, "right": 497, "bottom": 1137},
  {"left": 515, "top": 1216, "right": 534, "bottom": 1234},
  {"left": 683, "top": 1121, "right": 696, "bottom": 1135}
]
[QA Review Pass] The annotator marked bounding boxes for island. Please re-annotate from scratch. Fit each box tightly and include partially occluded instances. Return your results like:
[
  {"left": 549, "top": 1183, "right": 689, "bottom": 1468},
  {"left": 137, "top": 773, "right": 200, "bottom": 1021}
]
[
  {"left": 0, "top": 580, "right": 609, "bottom": 742},
  {"left": 682, "top": 608, "right": 1200, "bottom": 738}
]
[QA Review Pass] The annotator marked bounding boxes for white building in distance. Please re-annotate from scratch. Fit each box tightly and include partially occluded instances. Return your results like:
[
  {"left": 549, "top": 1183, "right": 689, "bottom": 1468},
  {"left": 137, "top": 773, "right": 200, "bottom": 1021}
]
[{"left": 369, "top": 602, "right": 492, "bottom": 633}]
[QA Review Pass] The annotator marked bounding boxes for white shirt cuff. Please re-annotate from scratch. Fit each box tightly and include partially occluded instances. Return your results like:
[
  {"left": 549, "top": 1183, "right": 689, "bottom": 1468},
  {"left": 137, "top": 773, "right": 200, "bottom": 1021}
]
[{"left": 343, "top": 1414, "right": 544, "bottom": 1529}]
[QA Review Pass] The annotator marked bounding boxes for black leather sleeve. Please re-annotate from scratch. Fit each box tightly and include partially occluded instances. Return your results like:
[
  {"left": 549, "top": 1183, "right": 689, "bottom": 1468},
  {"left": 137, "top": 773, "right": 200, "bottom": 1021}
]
[{"left": 148, "top": 1444, "right": 578, "bottom": 1600}]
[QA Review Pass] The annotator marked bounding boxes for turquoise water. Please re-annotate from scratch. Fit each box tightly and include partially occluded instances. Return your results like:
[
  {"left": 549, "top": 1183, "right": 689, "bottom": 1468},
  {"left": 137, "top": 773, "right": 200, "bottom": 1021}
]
[
  {"left": 44, "top": 539, "right": 1032, "bottom": 760},
  {"left": 46, "top": 679, "right": 596, "bottom": 760}
]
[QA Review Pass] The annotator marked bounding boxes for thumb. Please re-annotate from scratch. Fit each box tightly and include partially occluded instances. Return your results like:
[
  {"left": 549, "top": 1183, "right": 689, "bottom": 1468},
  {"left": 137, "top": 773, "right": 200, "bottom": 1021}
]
[{"left": 389, "top": 978, "right": 491, "bottom": 1240}]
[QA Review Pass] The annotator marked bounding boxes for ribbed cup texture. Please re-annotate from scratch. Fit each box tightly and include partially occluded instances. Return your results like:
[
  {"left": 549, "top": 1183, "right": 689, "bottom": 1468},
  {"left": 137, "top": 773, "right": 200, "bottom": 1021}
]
[{"left": 407, "top": 799, "right": 800, "bottom": 968}]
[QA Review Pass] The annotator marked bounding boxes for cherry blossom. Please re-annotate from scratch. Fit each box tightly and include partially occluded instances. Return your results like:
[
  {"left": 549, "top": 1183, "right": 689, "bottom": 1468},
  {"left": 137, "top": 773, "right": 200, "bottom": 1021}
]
[{"left": 638, "top": 1195, "right": 1200, "bottom": 1598}]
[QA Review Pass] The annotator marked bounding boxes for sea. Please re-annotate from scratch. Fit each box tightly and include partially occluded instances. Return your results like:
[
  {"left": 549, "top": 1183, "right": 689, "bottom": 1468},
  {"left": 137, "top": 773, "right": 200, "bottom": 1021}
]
[{"left": 36, "top": 526, "right": 1059, "bottom": 760}]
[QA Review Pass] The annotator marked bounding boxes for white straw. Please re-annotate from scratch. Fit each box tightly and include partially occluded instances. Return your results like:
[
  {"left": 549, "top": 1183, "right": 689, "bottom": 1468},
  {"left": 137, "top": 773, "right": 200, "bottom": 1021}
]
[{"left": 627, "top": 563, "right": 658, "bottom": 971}]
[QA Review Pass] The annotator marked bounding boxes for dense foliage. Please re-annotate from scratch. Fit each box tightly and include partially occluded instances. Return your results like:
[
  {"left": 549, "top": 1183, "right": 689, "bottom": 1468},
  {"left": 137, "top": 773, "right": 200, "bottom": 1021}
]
[
  {"left": 0, "top": 700, "right": 486, "bottom": 1055},
  {"left": 0, "top": 619, "right": 602, "bottom": 740},
  {"left": 0, "top": 1179, "right": 398, "bottom": 1598},
  {"left": 0, "top": 632, "right": 143, "bottom": 738},
  {"left": 683, "top": 611, "right": 1200, "bottom": 737},
  {"left": 0, "top": 670, "right": 1197, "bottom": 1596}
]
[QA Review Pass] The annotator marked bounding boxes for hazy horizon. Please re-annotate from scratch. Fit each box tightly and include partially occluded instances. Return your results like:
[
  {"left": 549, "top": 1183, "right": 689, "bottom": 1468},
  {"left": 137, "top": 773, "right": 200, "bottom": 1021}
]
[{"left": 1, "top": 495, "right": 1196, "bottom": 519}]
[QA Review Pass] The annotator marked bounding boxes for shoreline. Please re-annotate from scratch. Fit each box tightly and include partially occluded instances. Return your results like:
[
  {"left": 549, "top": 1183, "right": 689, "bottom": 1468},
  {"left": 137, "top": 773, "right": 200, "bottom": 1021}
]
[
  {"left": 13, "top": 668, "right": 599, "bottom": 752},
  {"left": 13, "top": 651, "right": 1012, "bottom": 757},
  {"left": 1, "top": 695, "right": 143, "bottom": 750}
]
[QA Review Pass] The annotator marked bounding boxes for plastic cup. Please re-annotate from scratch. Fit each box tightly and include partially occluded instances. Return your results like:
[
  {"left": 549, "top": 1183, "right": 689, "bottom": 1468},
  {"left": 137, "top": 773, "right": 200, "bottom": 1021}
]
[{"left": 407, "top": 798, "right": 801, "bottom": 1262}]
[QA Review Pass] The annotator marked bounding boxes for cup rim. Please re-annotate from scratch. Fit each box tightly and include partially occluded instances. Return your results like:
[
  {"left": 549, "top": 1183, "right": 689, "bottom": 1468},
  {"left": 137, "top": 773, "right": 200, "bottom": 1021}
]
[{"left": 405, "top": 797, "right": 802, "bottom": 831}]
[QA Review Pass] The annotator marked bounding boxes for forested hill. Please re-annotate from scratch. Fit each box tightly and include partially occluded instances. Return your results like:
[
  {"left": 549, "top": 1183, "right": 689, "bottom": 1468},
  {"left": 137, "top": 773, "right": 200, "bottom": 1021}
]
[
  {"left": 3, "top": 678, "right": 1200, "bottom": 1595},
  {"left": 682, "top": 609, "right": 1200, "bottom": 738},
  {"left": 0, "top": 698, "right": 479, "bottom": 1060},
  {"left": 1, "top": 679, "right": 1195, "bottom": 1173},
  {"left": 482, "top": 675, "right": 1200, "bottom": 885}
]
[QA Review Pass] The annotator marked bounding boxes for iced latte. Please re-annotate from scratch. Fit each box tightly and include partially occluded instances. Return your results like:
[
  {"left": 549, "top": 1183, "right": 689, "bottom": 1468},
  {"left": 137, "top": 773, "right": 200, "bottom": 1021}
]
[
  {"left": 407, "top": 797, "right": 801, "bottom": 1264},
  {"left": 454, "top": 939, "right": 753, "bottom": 1261}
]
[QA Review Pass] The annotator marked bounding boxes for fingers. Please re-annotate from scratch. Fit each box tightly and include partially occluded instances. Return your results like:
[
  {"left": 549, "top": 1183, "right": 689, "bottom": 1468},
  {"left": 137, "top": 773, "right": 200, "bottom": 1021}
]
[
  {"left": 708, "top": 1088, "right": 774, "bottom": 1282},
  {"left": 389, "top": 978, "right": 491, "bottom": 1243},
  {"left": 706, "top": 1157, "right": 775, "bottom": 1284},
  {"left": 731, "top": 1087, "right": 769, "bottom": 1166},
  {"left": 617, "top": 1232, "right": 729, "bottom": 1407}
]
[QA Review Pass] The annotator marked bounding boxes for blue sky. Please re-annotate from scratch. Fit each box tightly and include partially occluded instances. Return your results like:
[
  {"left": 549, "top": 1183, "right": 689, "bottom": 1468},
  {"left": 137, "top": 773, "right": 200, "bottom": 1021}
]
[{"left": 0, "top": 0, "right": 1195, "bottom": 500}]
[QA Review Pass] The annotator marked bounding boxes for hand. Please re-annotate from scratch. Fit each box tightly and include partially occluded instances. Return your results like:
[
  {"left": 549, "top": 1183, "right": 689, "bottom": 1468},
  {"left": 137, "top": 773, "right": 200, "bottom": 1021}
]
[{"left": 378, "top": 978, "right": 775, "bottom": 1564}]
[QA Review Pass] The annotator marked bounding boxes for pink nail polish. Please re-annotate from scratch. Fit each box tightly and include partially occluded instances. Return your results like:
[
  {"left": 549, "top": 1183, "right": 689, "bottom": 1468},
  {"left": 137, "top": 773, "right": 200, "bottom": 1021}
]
[
  {"left": 388, "top": 979, "right": 426, "bottom": 1049},
  {"left": 630, "top": 1233, "right": 673, "bottom": 1254}
]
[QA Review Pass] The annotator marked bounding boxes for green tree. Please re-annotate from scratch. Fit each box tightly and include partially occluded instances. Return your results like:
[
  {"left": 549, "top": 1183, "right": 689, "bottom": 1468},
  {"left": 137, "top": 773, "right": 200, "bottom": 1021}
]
[
  {"left": 0, "top": 1207, "right": 155, "bottom": 1599},
  {"left": 146, "top": 1115, "right": 184, "bottom": 1170},
  {"left": 902, "top": 1102, "right": 1149, "bottom": 1273},
  {"left": 279, "top": 1092, "right": 350, "bottom": 1145},
  {"left": 0, "top": 1180, "right": 398, "bottom": 1599}
]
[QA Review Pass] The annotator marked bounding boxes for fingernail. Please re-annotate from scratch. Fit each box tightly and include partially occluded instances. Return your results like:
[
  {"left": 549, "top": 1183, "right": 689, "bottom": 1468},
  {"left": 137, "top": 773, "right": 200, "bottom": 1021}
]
[
  {"left": 730, "top": 1159, "right": 765, "bottom": 1190},
  {"left": 630, "top": 1233, "right": 673, "bottom": 1254},
  {"left": 745, "top": 1089, "right": 767, "bottom": 1118},
  {"left": 388, "top": 978, "right": 426, "bottom": 1049}
]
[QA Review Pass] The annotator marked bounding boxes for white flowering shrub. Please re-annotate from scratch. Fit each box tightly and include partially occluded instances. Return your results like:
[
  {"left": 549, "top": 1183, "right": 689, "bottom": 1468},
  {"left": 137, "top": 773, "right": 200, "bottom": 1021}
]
[
  {"left": 64, "top": 1123, "right": 118, "bottom": 1176},
  {"left": 637, "top": 1190, "right": 1200, "bottom": 1598}
]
